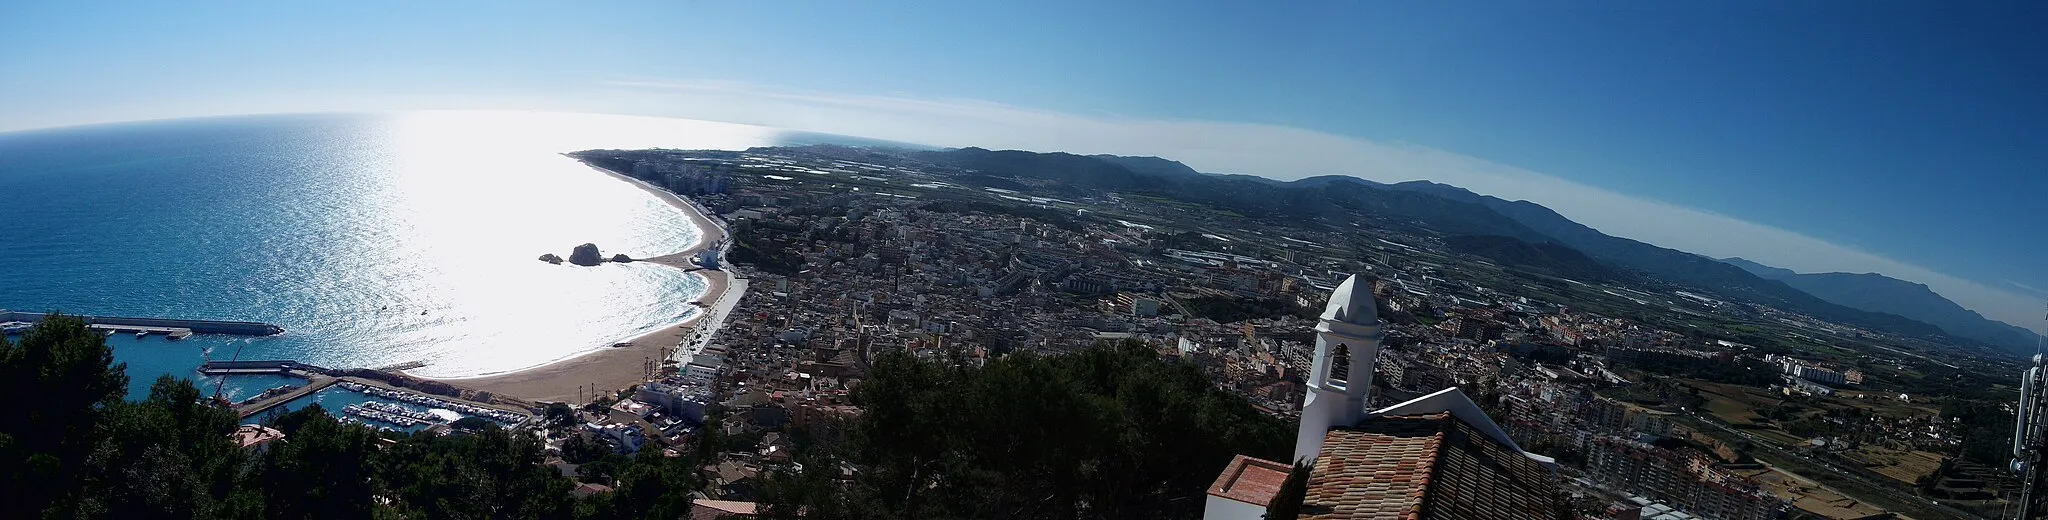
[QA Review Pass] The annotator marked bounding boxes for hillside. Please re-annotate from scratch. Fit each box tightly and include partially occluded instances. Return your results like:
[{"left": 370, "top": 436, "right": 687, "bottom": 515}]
[
  {"left": 906, "top": 147, "right": 1559, "bottom": 242},
  {"left": 1723, "top": 257, "right": 2039, "bottom": 352},
  {"left": 1443, "top": 234, "right": 1631, "bottom": 283},
  {"left": 1377, "top": 181, "right": 1954, "bottom": 342}
]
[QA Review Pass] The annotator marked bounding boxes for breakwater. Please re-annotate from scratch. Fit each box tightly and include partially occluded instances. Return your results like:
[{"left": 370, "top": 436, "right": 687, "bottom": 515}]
[
  {"left": 0, "top": 310, "right": 284, "bottom": 336},
  {"left": 199, "top": 360, "right": 330, "bottom": 376}
]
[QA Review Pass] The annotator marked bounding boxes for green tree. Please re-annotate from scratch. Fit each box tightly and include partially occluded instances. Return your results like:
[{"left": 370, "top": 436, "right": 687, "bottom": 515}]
[
  {"left": 583, "top": 448, "right": 707, "bottom": 520},
  {"left": 544, "top": 402, "right": 578, "bottom": 430},
  {"left": 382, "top": 424, "right": 574, "bottom": 519},
  {"left": 1264, "top": 462, "right": 1312, "bottom": 520},
  {"left": 57, "top": 376, "right": 256, "bottom": 519},
  {"left": 252, "top": 405, "right": 381, "bottom": 519},
  {"left": 0, "top": 314, "right": 130, "bottom": 518}
]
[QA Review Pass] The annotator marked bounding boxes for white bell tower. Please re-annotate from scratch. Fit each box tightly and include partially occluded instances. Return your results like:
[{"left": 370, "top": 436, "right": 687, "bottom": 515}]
[{"left": 1293, "top": 274, "right": 1385, "bottom": 463}]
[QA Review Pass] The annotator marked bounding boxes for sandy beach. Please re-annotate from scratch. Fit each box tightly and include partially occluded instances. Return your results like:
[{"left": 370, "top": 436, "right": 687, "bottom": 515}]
[{"left": 424, "top": 161, "right": 738, "bottom": 404}]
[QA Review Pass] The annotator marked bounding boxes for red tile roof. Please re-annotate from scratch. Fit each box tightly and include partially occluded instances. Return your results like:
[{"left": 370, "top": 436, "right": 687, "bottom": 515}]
[
  {"left": 1208, "top": 454, "right": 1294, "bottom": 506},
  {"left": 1301, "top": 413, "right": 1565, "bottom": 520},
  {"left": 690, "top": 499, "right": 759, "bottom": 519},
  {"left": 1303, "top": 414, "right": 1444, "bottom": 519},
  {"left": 228, "top": 424, "right": 285, "bottom": 449}
]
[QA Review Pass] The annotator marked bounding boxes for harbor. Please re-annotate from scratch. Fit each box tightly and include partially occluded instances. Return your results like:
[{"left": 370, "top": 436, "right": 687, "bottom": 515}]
[{"left": 234, "top": 373, "right": 531, "bottom": 432}]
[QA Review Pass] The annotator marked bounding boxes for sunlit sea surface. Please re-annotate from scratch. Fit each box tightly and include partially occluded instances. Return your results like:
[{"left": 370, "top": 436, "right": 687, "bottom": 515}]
[{"left": 0, "top": 111, "right": 823, "bottom": 399}]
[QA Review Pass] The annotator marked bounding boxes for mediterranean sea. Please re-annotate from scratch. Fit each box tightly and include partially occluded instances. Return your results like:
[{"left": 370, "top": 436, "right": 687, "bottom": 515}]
[{"left": 0, "top": 111, "right": 810, "bottom": 399}]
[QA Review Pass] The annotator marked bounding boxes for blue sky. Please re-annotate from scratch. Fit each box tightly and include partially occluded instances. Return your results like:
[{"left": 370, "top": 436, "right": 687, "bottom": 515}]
[{"left": 3, "top": 1, "right": 2046, "bottom": 330}]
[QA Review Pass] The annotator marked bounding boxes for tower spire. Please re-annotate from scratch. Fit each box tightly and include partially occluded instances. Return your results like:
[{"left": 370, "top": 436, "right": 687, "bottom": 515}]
[{"left": 1294, "top": 274, "right": 1386, "bottom": 463}]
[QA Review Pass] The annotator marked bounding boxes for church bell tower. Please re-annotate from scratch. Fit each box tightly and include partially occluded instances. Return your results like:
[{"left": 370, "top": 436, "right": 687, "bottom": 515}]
[{"left": 1293, "top": 274, "right": 1385, "bottom": 463}]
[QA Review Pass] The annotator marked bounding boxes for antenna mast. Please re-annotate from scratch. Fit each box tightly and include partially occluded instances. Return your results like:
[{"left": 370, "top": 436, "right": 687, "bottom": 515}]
[{"left": 2011, "top": 303, "right": 2048, "bottom": 519}]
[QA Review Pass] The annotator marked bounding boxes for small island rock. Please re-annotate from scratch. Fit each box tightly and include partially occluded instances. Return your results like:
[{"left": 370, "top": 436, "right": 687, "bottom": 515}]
[
  {"left": 611, "top": 253, "right": 633, "bottom": 263},
  {"left": 568, "top": 243, "right": 604, "bottom": 266},
  {"left": 538, "top": 253, "right": 563, "bottom": 265}
]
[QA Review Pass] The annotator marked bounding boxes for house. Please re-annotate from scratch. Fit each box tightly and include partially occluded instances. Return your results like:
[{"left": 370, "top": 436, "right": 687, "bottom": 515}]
[
  {"left": 1204, "top": 455, "right": 1294, "bottom": 519},
  {"left": 228, "top": 424, "right": 286, "bottom": 451},
  {"left": 571, "top": 483, "right": 613, "bottom": 498},
  {"left": 690, "top": 499, "right": 759, "bottom": 519}
]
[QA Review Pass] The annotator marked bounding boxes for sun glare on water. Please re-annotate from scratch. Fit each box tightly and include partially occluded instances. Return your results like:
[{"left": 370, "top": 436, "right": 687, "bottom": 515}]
[{"left": 308, "top": 111, "right": 778, "bottom": 376}]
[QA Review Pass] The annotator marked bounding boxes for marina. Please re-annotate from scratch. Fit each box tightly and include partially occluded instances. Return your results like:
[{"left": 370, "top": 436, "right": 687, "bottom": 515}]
[
  {"left": 343, "top": 403, "right": 429, "bottom": 428},
  {"left": 238, "top": 375, "right": 530, "bottom": 433},
  {"left": 336, "top": 380, "right": 528, "bottom": 425}
]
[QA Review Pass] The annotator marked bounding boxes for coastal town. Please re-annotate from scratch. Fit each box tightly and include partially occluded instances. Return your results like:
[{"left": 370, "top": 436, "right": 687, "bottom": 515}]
[
  {"left": 13, "top": 143, "right": 2023, "bottom": 520},
  {"left": 408, "top": 144, "right": 2005, "bottom": 520}
]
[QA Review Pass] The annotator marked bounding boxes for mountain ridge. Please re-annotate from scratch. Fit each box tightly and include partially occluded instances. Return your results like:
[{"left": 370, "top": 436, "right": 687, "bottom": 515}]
[
  {"left": 1721, "top": 257, "right": 2039, "bottom": 352},
  {"left": 1372, "top": 181, "right": 1962, "bottom": 345}
]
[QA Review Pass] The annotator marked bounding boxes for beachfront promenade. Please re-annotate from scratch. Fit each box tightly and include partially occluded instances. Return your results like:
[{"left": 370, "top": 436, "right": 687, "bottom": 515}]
[
  {"left": 660, "top": 197, "right": 745, "bottom": 367},
  {"left": 671, "top": 276, "right": 747, "bottom": 366}
]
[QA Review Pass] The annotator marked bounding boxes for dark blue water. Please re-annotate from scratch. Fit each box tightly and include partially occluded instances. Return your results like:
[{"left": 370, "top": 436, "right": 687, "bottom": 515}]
[{"left": 0, "top": 112, "right": 790, "bottom": 398}]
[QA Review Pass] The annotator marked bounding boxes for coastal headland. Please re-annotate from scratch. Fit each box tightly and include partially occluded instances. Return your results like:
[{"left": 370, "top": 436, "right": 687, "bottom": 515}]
[{"left": 421, "top": 160, "right": 738, "bottom": 404}]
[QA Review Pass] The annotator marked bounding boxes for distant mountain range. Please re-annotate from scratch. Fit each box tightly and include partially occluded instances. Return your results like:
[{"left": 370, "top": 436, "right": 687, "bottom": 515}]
[
  {"left": 912, "top": 147, "right": 1560, "bottom": 241},
  {"left": 1720, "top": 257, "right": 2040, "bottom": 353},
  {"left": 774, "top": 144, "right": 2020, "bottom": 354},
  {"left": 1441, "top": 234, "right": 1633, "bottom": 284},
  {"left": 1370, "top": 181, "right": 1953, "bottom": 342}
]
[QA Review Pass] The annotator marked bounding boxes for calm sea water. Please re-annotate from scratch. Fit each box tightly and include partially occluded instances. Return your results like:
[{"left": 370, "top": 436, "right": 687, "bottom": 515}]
[{"left": 0, "top": 111, "right": 798, "bottom": 399}]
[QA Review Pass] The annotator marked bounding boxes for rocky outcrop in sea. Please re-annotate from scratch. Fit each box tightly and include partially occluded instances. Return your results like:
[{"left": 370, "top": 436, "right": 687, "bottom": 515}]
[{"left": 568, "top": 243, "right": 603, "bottom": 266}]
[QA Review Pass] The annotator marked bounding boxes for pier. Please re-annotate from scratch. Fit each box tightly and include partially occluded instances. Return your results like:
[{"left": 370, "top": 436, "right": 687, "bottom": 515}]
[
  {"left": 200, "top": 360, "right": 330, "bottom": 376},
  {"left": 0, "top": 310, "right": 284, "bottom": 336},
  {"left": 93, "top": 324, "right": 194, "bottom": 339},
  {"left": 234, "top": 376, "right": 339, "bottom": 418}
]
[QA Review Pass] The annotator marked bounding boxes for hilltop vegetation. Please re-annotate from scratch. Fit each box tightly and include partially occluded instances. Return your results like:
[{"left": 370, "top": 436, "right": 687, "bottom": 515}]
[{"left": 758, "top": 342, "right": 1295, "bottom": 519}]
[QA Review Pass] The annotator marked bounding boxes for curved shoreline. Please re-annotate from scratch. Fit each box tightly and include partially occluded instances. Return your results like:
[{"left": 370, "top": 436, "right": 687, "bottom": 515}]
[{"left": 417, "top": 160, "right": 738, "bottom": 404}]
